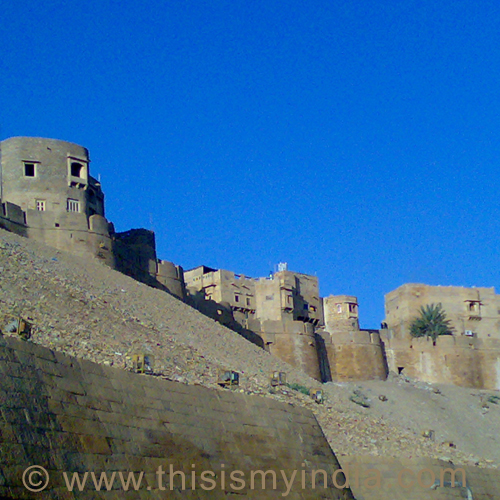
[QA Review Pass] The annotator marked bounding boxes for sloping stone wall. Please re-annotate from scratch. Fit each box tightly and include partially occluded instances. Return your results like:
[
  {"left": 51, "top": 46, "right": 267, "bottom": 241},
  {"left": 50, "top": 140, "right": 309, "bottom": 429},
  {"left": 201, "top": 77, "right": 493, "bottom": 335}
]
[{"left": 0, "top": 337, "right": 354, "bottom": 499}]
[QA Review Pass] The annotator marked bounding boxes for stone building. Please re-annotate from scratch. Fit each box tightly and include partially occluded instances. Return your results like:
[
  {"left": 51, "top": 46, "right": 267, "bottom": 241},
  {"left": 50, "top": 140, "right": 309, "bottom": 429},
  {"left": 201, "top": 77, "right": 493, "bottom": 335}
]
[
  {"left": 185, "top": 264, "right": 323, "bottom": 380},
  {"left": 381, "top": 284, "right": 500, "bottom": 390},
  {"left": 184, "top": 265, "right": 391, "bottom": 383},
  {"left": 384, "top": 283, "right": 500, "bottom": 340},
  {"left": 0, "top": 136, "right": 185, "bottom": 299}
]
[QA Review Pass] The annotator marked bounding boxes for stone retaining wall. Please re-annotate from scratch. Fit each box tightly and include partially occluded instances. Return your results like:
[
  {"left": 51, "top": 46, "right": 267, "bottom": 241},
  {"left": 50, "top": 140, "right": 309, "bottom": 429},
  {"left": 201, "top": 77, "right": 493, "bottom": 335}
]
[{"left": 0, "top": 336, "right": 353, "bottom": 499}]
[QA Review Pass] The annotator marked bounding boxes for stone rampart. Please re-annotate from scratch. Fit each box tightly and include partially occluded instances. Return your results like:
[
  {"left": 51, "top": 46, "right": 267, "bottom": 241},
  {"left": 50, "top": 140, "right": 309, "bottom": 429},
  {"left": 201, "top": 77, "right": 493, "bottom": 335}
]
[
  {"left": 261, "top": 321, "right": 322, "bottom": 381},
  {"left": 384, "top": 336, "right": 500, "bottom": 390},
  {"left": 320, "top": 331, "right": 388, "bottom": 382},
  {"left": 0, "top": 336, "right": 353, "bottom": 499}
]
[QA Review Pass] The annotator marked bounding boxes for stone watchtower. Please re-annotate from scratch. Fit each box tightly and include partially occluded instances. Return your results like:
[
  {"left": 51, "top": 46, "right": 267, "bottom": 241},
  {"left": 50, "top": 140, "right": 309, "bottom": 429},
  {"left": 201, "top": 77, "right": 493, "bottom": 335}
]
[
  {"left": 323, "top": 295, "right": 360, "bottom": 333},
  {"left": 0, "top": 136, "right": 104, "bottom": 216},
  {"left": 0, "top": 137, "right": 113, "bottom": 264},
  {"left": 320, "top": 295, "right": 388, "bottom": 381}
]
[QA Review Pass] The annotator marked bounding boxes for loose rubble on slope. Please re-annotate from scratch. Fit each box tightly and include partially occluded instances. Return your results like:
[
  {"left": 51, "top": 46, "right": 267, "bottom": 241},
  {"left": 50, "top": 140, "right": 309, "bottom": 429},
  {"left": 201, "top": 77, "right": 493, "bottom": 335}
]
[{"left": 1, "top": 229, "right": 498, "bottom": 469}]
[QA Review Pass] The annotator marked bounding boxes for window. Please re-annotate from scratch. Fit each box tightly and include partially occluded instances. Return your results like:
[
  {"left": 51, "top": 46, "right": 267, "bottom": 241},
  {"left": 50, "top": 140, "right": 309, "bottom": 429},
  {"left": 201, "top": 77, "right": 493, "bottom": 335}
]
[
  {"left": 465, "top": 301, "right": 481, "bottom": 316},
  {"left": 67, "top": 199, "right": 80, "bottom": 212},
  {"left": 24, "top": 163, "right": 36, "bottom": 177},
  {"left": 246, "top": 298, "right": 250, "bottom": 306},
  {"left": 71, "top": 162, "right": 84, "bottom": 178},
  {"left": 235, "top": 295, "right": 240, "bottom": 303},
  {"left": 337, "top": 304, "right": 342, "bottom": 313},
  {"left": 35, "top": 200, "right": 46, "bottom": 211}
]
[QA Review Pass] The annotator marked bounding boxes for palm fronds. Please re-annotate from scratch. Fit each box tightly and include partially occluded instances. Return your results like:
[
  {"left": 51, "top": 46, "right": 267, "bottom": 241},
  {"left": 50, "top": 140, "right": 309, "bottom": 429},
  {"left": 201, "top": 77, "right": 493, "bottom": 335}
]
[{"left": 409, "top": 303, "right": 453, "bottom": 343}]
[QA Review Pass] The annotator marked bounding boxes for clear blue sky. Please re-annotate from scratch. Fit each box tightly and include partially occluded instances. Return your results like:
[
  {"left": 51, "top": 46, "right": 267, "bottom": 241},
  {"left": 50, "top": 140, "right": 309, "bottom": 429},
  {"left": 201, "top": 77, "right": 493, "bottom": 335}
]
[{"left": 2, "top": 0, "right": 500, "bottom": 328}]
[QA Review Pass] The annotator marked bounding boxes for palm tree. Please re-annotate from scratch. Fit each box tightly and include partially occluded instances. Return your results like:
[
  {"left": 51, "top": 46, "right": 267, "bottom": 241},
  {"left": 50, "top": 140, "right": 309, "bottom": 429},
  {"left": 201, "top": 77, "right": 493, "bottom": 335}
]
[{"left": 409, "top": 303, "right": 453, "bottom": 344}]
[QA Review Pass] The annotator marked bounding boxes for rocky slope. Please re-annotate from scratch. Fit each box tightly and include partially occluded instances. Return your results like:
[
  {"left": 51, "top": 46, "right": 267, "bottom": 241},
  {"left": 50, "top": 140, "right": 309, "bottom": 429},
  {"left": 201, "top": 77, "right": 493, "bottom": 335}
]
[{"left": 1, "top": 228, "right": 499, "bottom": 469}]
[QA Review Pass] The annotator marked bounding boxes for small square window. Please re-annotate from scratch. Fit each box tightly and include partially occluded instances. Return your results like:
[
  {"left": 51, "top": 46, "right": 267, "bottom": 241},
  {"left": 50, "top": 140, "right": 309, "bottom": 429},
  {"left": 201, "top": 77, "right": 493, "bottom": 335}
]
[
  {"left": 67, "top": 199, "right": 80, "bottom": 212},
  {"left": 36, "top": 200, "right": 46, "bottom": 211},
  {"left": 24, "top": 163, "right": 36, "bottom": 177},
  {"left": 71, "top": 162, "right": 84, "bottom": 177}
]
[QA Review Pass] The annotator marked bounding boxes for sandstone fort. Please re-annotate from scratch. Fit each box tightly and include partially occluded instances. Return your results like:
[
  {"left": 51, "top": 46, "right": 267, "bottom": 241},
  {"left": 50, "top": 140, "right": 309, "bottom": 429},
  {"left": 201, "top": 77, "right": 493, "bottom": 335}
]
[{"left": 1, "top": 136, "right": 499, "bottom": 391}]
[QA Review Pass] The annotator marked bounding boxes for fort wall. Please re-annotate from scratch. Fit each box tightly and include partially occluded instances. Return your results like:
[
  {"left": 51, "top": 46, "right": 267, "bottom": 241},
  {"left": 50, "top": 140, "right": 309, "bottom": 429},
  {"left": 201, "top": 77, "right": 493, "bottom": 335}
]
[
  {"left": 319, "top": 329, "right": 388, "bottom": 382},
  {"left": 382, "top": 284, "right": 500, "bottom": 389},
  {"left": 156, "top": 260, "right": 186, "bottom": 299},
  {"left": 321, "top": 296, "right": 388, "bottom": 382},
  {"left": 260, "top": 320, "right": 322, "bottom": 381},
  {"left": 0, "top": 336, "right": 353, "bottom": 499},
  {"left": 3, "top": 137, "right": 500, "bottom": 390},
  {"left": 384, "top": 336, "right": 500, "bottom": 390}
]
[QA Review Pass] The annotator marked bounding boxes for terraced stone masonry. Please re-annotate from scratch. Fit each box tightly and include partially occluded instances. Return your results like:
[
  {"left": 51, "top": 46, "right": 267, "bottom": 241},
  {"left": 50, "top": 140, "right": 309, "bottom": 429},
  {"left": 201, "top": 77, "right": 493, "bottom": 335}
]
[{"left": 0, "top": 336, "right": 354, "bottom": 499}]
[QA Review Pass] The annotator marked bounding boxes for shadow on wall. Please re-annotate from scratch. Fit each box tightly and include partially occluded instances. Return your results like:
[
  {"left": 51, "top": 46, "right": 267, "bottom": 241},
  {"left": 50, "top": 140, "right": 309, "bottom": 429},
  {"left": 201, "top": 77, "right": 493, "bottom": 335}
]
[
  {"left": 0, "top": 203, "right": 28, "bottom": 238},
  {"left": 187, "top": 290, "right": 265, "bottom": 349},
  {"left": 113, "top": 238, "right": 169, "bottom": 291},
  {"left": 111, "top": 228, "right": 185, "bottom": 298},
  {"left": 316, "top": 333, "right": 332, "bottom": 383}
]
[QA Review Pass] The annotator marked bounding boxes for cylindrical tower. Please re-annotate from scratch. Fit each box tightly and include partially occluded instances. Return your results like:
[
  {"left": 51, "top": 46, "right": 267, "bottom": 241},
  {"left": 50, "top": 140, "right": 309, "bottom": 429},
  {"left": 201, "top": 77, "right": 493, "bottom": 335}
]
[
  {"left": 0, "top": 137, "right": 113, "bottom": 265},
  {"left": 0, "top": 136, "right": 104, "bottom": 219},
  {"left": 321, "top": 295, "right": 388, "bottom": 381}
]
